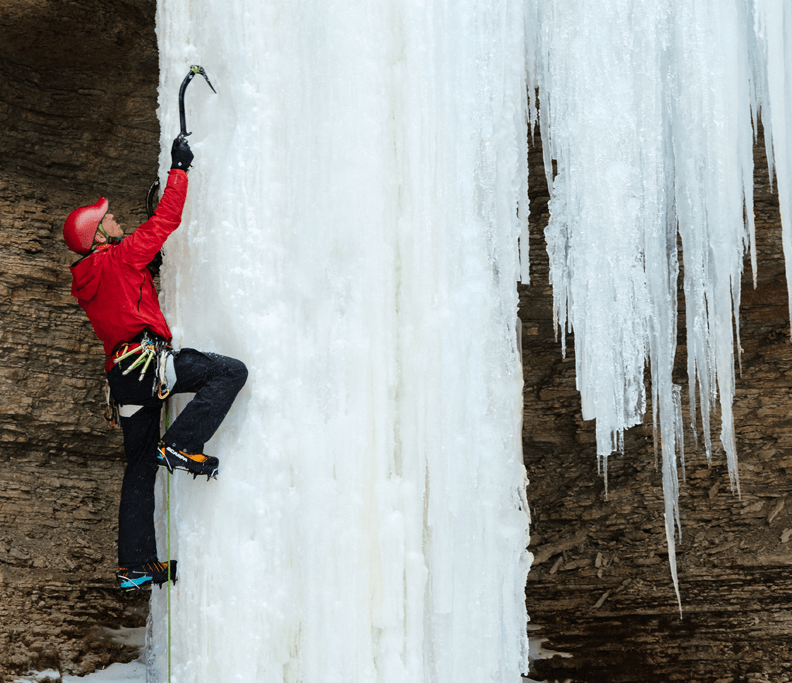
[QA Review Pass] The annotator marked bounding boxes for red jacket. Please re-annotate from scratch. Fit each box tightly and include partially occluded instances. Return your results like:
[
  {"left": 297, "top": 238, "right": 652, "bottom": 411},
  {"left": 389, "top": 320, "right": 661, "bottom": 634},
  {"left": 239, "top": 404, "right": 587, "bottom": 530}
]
[{"left": 70, "top": 169, "right": 188, "bottom": 373}]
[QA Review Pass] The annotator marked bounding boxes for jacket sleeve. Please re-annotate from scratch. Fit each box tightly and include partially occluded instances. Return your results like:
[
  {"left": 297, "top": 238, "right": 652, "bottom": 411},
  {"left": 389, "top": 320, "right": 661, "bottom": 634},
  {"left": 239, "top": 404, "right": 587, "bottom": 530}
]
[{"left": 115, "top": 169, "right": 188, "bottom": 269}]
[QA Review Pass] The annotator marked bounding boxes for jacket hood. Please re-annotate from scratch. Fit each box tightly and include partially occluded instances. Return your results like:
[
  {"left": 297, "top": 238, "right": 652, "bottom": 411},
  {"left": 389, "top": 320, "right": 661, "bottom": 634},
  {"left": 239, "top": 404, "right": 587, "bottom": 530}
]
[{"left": 70, "top": 246, "right": 109, "bottom": 301}]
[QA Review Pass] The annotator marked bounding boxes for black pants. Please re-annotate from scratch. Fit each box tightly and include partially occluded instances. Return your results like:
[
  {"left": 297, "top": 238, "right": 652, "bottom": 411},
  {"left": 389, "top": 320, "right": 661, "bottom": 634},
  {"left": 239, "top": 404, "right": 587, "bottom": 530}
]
[{"left": 107, "top": 348, "right": 248, "bottom": 566}]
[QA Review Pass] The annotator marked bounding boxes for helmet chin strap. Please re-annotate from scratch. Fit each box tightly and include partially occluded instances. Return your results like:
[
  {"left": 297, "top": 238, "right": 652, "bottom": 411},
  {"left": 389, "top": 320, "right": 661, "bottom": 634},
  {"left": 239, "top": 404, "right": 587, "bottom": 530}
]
[{"left": 94, "top": 222, "right": 124, "bottom": 247}]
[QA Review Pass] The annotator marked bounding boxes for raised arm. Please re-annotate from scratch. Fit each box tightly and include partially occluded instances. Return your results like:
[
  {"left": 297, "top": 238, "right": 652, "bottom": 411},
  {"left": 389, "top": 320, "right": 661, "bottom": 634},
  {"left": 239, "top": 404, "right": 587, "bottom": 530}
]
[{"left": 115, "top": 138, "right": 194, "bottom": 268}]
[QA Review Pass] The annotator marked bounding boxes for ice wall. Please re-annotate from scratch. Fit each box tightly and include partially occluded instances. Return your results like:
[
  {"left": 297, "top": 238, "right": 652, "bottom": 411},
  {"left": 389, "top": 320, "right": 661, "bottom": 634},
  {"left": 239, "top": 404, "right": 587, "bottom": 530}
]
[
  {"left": 527, "top": 0, "right": 792, "bottom": 610},
  {"left": 150, "top": 1, "right": 531, "bottom": 681}
]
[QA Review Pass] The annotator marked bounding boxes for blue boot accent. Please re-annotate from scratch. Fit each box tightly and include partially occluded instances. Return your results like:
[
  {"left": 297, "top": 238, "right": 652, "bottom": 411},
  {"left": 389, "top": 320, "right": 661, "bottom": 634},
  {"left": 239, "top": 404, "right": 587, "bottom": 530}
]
[
  {"left": 116, "top": 560, "right": 177, "bottom": 591},
  {"left": 119, "top": 574, "right": 153, "bottom": 589}
]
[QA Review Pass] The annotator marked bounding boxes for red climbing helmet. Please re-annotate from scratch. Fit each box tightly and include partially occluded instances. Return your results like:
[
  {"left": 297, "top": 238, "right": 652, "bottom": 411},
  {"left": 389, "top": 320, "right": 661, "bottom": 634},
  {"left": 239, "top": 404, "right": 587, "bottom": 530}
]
[{"left": 63, "top": 197, "right": 108, "bottom": 254}]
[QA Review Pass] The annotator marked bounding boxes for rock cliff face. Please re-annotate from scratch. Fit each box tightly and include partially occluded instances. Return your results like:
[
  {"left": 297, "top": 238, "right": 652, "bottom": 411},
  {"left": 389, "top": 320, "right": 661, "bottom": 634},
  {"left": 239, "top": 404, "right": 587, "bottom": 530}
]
[
  {"left": 0, "top": 1, "right": 157, "bottom": 678},
  {"left": 2, "top": 1, "right": 791, "bottom": 681}
]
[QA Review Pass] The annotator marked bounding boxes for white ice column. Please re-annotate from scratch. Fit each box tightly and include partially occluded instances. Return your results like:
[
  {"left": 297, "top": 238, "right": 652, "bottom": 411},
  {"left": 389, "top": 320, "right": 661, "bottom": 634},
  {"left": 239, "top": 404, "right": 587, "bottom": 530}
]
[
  {"left": 531, "top": 0, "right": 673, "bottom": 467},
  {"left": 149, "top": 1, "right": 530, "bottom": 681}
]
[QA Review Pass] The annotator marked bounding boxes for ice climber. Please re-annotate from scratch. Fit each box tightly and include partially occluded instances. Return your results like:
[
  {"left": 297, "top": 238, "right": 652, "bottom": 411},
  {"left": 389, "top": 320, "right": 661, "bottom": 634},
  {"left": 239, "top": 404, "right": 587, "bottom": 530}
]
[{"left": 63, "top": 138, "right": 248, "bottom": 590}]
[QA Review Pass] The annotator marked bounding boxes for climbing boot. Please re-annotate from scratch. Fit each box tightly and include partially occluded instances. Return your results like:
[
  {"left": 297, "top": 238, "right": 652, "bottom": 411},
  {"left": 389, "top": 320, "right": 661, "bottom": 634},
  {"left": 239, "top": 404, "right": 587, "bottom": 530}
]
[
  {"left": 157, "top": 440, "right": 219, "bottom": 480},
  {"left": 116, "top": 560, "right": 177, "bottom": 591}
]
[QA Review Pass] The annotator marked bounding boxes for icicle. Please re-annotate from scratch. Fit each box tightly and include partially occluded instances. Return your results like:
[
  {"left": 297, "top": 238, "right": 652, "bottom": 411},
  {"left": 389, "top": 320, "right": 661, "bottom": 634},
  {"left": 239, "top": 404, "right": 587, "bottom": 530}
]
[
  {"left": 663, "top": 512, "right": 683, "bottom": 618},
  {"left": 671, "top": 0, "right": 754, "bottom": 498},
  {"left": 528, "top": 0, "right": 760, "bottom": 610},
  {"left": 673, "top": 385, "right": 686, "bottom": 484},
  {"left": 753, "top": 0, "right": 792, "bottom": 332}
]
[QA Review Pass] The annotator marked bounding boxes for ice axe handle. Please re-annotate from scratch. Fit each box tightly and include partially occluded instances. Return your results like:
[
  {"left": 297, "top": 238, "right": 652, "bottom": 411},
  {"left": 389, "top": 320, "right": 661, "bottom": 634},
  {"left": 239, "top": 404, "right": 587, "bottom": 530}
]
[{"left": 178, "top": 65, "right": 217, "bottom": 141}]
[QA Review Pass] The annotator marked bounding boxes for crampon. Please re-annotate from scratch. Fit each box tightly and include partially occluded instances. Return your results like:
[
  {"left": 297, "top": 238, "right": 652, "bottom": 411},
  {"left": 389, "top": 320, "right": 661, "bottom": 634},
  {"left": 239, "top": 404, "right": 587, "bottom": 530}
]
[
  {"left": 116, "top": 560, "right": 177, "bottom": 591},
  {"left": 157, "top": 441, "right": 219, "bottom": 480}
]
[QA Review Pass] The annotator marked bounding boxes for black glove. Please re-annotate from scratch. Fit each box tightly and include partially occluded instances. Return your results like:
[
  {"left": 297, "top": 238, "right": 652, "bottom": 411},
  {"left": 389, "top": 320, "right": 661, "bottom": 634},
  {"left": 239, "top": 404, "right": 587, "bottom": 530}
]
[{"left": 171, "top": 136, "right": 194, "bottom": 171}]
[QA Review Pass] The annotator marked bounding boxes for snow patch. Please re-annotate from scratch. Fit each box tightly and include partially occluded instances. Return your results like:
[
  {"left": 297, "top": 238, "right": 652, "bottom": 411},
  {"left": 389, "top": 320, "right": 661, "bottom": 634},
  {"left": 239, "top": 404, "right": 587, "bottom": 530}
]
[
  {"left": 10, "top": 662, "right": 143, "bottom": 683},
  {"left": 10, "top": 671, "right": 60, "bottom": 683},
  {"left": 62, "top": 662, "right": 145, "bottom": 683}
]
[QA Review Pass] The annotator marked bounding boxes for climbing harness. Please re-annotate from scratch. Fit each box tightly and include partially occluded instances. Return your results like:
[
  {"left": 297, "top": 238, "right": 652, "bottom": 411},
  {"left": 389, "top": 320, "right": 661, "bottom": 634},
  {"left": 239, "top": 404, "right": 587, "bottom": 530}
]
[
  {"left": 105, "top": 334, "right": 174, "bottom": 426},
  {"left": 112, "top": 333, "right": 175, "bottom": 399}
]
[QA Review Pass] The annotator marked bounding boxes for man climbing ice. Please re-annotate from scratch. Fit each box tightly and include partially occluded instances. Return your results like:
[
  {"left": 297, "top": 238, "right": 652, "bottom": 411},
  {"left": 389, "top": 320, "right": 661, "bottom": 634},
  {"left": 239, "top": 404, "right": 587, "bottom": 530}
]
[{"left": 63, "top": 137, "right": 248, "bottom": 590}]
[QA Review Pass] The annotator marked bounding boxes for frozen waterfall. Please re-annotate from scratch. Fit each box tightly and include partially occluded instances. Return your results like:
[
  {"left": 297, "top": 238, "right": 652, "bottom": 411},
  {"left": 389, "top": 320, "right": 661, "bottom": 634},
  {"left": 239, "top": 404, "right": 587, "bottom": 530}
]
[
  {"left": 528, "top": 0, "right": 792, "bottom": 610},
  {"left": 149, "top": 0, "right": 531, "bottom": 681}
]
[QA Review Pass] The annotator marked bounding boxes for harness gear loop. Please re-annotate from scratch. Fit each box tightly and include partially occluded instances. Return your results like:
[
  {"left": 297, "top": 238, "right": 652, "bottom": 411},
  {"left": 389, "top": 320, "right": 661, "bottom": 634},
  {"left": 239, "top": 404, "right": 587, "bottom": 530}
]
[{"left": 106, "top": 334, "right": 173, "bottom": 424}]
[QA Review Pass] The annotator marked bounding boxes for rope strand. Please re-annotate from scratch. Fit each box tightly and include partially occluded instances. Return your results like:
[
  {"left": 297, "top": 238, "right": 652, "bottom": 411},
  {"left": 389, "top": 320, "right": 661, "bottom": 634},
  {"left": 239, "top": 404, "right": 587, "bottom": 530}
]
[{"left": 165, "top": 399, "right": 172, "bottom": 683}]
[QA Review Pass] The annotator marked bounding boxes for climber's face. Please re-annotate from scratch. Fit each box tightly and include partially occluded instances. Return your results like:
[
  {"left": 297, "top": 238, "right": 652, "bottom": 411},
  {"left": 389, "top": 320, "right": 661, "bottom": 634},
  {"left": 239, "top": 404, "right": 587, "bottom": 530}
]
[{"left": 95, "top": 213, "right": 124, "bottom": 244}]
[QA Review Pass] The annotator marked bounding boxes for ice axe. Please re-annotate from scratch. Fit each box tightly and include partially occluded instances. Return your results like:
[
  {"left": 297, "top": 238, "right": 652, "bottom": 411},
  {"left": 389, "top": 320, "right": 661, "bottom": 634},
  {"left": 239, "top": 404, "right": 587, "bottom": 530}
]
[
  {"left": 177, "top": 64, "right": 217, "bottom": 142},
  {"left": 146, "top": 64, "right": 217, "bottom": 218}
]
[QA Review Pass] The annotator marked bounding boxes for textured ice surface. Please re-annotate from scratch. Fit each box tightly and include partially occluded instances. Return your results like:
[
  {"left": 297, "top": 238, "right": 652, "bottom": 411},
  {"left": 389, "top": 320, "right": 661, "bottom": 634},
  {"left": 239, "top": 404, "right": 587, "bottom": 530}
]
[{"left": 149, "top": 0, "right": 531, "bottom": 681}]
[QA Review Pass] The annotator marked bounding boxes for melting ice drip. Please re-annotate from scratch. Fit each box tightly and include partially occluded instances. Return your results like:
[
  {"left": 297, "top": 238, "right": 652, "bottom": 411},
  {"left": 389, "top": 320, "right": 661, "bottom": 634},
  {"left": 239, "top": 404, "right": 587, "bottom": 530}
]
[
  {"left": 148, "top": 0, "right": 531, "bottom": 681},
  {"left": 527, "top": 0, "right": 792, "bottom": 612}
]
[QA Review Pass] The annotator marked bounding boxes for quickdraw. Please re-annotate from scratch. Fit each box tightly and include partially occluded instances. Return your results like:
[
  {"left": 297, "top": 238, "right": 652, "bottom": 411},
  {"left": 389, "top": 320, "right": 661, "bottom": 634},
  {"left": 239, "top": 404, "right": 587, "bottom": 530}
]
[
  {"left": 104, "top": 382, "right": 120, "bottom": 429},
  {"left": 155, "top": 347, "right": 174, "bottom": 400}
]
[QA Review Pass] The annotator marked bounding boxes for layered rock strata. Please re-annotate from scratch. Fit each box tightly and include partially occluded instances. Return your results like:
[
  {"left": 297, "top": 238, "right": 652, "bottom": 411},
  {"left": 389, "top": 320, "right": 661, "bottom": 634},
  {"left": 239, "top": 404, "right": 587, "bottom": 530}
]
[{"left": 1, "top": 1, "right": 157, "bottom": 677}]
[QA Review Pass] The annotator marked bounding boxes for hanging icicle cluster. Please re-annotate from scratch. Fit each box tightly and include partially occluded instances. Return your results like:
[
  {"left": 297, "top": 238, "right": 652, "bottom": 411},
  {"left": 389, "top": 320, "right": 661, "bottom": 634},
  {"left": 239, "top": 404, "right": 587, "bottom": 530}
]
[{"left": 526, "top": 0, "right": 792, "bottom": 612}]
